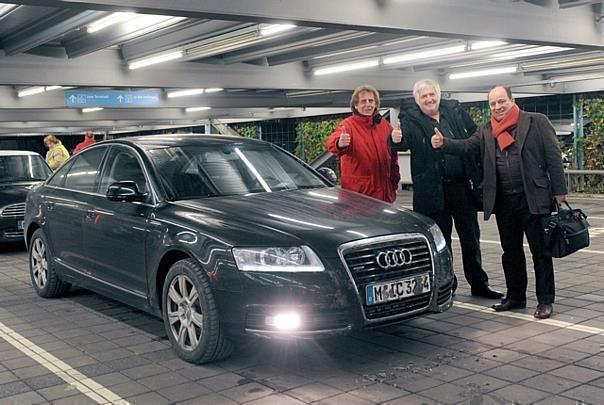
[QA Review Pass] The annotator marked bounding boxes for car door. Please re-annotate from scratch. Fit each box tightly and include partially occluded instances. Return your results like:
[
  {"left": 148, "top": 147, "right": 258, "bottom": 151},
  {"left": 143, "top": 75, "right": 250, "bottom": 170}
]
[
  {"left": 84, "top": 145, "right": 154, "bottom": 301},
  {"left": 43, "top": 147, "right": 106, "bottom": 273}
]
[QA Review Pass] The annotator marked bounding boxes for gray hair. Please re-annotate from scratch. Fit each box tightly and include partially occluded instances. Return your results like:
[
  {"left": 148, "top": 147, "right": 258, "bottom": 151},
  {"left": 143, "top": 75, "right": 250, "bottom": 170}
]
[{"left": 412, "top": 79, "right": 441, "bottom": 105}]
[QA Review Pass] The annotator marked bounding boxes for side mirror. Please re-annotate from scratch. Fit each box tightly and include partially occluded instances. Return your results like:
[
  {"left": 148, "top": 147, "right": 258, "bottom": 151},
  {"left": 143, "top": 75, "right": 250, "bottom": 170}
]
[
  {"left": 317, "top": 167, "right": 337, "bottom": 185},
  {"left": 106, "top": 181, "right": 146, "bottom": 202}
]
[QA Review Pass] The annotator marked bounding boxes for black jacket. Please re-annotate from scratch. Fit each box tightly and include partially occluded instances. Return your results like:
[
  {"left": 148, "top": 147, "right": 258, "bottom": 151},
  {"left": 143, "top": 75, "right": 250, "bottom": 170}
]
[
  {"left": 443, "top": 110, "right": 567, "bottom": 220},
  {"left": 389, "top": 98, "right": 482, "bottom": 214}
]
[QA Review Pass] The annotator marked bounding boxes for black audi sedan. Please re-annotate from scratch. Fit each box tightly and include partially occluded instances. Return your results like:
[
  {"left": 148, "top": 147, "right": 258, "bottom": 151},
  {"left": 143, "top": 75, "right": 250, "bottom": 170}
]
[
  {"left": 24, "top": 135, "right": 453, "bottom": 363},
  {"left": 0, "top": 151, "right": 51, "bottom": 245}
]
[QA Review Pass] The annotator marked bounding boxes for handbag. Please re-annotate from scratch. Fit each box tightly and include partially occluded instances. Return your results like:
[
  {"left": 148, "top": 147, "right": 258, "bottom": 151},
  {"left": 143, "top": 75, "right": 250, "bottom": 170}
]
[{"left": 542, "top": 201, "right": 590, "bottom": 258}]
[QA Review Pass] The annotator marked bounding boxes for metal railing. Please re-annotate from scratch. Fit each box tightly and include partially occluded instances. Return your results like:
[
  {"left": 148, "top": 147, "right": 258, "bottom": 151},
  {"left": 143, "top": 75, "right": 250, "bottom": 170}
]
[{"left": 565, "top": 169, "right": 604, "bottom": 193}]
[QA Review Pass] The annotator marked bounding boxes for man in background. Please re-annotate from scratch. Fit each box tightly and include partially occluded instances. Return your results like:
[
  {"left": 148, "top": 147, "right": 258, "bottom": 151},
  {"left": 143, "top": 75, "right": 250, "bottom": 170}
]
[{"left": 73, "top": 131, "right": 96, "bottom": 154}]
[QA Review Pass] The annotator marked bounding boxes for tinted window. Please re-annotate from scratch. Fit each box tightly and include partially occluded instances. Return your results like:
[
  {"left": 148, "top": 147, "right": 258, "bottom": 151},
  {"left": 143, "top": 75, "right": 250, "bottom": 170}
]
[
  {"left": 62, "top": 147, "right": 105, "bottom": 192},
  {"left": 148, "top": 143, "right": 326, "bottom": 200},
  {"left": 0, "top": 155, "right": 51, "bottom": 183},
  {"left": 99, "top": 147, "right": 148, "bottom": 195}
]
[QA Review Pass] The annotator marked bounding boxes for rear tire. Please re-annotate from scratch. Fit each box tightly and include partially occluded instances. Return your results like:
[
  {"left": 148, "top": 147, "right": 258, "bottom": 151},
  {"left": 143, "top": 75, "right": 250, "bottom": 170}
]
[
  {"left": 162, "top": 259, "right": 233, "bottom": 363},
  {"left": 29, "top": 229, "right": 71, "bottom": 298}
]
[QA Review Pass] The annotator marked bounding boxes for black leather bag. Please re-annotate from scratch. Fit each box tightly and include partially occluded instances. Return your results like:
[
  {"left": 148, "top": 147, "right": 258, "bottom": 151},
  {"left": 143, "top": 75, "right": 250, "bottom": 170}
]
[{"left": 542, "top": 201, "right": 590, "bottom": 258}]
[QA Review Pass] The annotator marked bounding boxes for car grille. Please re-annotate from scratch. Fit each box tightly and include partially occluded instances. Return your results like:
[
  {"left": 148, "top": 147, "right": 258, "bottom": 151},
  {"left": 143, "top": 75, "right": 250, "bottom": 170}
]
[
  {"left": 2, "top": 230, "right": 23, "bottom": 239},
  {"left": 437, "top": 279, "right": 454, "bottom": 306},
  {"left": 0, "top": 203, "right": 25, "bottom": 218},
  {"left": 341, "top": 235, "right": 433, "bottom": 321}
]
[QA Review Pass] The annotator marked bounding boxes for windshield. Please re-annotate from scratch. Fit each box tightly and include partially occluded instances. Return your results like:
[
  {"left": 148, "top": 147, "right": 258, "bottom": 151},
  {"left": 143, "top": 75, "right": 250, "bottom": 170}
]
[
  {"left": 148, "top": 143, "right": 327, "bottom": 199},
  {"left": 0, "top": 155, "right": 51, "bottom": 183}
]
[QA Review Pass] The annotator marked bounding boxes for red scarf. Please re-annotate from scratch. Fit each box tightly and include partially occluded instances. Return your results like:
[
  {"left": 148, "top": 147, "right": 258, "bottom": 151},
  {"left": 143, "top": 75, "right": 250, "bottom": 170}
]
[{"left": 491, "top": 104, "right": 520, "bottom": 151}]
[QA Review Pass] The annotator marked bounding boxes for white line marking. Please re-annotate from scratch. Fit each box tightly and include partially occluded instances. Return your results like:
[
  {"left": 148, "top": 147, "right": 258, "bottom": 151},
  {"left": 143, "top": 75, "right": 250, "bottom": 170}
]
[
  {"left": 455, "top": 302, "right": 604, "bottom": 335},
  {"left": 0, "top": 319, "right": 129, "bottom": 404},
  {"left": 453, "top": 237, "right": 604, "bottom": 255}
]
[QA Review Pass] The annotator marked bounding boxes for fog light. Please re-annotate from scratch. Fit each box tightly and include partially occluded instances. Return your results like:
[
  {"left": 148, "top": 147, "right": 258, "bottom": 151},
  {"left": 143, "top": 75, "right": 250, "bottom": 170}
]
[{"left": 266, "top": 312, "right": 301, "bottom": 331}]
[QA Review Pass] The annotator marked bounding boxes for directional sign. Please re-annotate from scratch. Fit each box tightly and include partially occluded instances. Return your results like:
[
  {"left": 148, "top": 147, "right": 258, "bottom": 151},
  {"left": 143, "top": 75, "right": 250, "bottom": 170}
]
[{"left": 65, "top": 90, "right": 160, "bottom": 107}]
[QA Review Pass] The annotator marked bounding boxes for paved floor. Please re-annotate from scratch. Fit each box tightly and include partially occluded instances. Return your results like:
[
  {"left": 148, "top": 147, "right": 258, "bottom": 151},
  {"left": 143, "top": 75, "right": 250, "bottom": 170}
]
[{"left": 0, "top": 191, "right": 602, "bottom": 404}]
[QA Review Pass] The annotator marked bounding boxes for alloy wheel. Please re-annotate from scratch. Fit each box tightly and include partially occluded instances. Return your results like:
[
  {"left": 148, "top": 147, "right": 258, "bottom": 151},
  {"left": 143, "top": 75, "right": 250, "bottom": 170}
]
[
  {"left": 166, "top": 274, "right": 203, "bottom": 351},
  {"left": 31, "top": 238, "right": 48, "bottom": 289}
]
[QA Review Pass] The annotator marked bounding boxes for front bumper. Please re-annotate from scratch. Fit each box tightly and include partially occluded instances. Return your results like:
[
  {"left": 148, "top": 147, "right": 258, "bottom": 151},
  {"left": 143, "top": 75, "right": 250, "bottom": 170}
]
[
  {"left": 0, "top": 216, "right": 25, "bottom": 244},
  {"left": 214, "top": 234, "right": 454, "bottom": 338}
]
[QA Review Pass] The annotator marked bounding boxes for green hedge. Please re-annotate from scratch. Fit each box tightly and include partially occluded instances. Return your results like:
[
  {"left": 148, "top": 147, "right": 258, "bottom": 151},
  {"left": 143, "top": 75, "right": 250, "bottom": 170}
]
[{"left": 294, "top": 119, "right": 340, "bottom": 163}]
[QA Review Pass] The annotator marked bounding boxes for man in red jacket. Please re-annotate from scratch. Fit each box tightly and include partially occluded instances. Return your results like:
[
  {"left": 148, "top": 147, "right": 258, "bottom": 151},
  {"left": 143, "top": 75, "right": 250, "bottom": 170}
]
[
  {"left": 325, "top": 85, "right": 400, "bottom": 203},
  {"left": 73, "top": 131, "right": 96, "bottom": 154}
]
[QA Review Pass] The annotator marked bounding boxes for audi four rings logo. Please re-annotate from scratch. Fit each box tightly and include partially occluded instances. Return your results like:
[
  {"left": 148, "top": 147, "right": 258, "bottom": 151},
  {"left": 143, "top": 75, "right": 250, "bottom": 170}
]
[{"left": 376, "top": 249, "right": 413, "bottom": 269}]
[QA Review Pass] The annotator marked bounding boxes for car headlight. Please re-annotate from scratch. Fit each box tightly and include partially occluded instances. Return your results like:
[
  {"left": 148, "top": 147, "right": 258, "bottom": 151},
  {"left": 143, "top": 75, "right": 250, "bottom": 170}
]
[
  {"left": 428, "top": 223, "right": 448, "bottom": 252},
  {"left": 232, "top": 246, "right": 324, "bottom": 272}
]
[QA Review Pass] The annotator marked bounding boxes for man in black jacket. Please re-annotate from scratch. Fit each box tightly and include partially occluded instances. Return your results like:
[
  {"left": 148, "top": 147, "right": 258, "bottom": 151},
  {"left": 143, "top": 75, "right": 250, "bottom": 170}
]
[{"left": 390, "top": 79, "right": 502, "bottom": 299}]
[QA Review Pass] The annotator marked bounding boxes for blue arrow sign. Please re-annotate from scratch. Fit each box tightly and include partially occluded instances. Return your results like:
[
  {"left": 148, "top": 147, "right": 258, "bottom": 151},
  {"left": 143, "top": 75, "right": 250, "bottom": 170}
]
[{"left": 65, "top": 90, "right": 160, "bottom": 107}]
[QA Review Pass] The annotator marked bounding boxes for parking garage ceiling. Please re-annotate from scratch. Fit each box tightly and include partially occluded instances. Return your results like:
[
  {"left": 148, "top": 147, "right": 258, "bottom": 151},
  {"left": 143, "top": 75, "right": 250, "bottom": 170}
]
[{"left": 0, "top": 0, "right": 603, "bottom": 135}]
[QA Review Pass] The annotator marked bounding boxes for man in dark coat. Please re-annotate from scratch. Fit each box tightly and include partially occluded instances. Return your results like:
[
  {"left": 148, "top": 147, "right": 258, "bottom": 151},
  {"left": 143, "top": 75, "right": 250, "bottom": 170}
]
[
  {"left": 390, "top": 79, "right": 502, "bottom": 299},
  {"left": 432, "top": 85, "right": 567, "bottom": 319}
]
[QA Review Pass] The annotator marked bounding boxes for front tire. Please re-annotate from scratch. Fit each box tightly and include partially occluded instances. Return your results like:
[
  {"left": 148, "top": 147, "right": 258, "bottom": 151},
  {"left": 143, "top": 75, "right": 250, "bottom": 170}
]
[
  {"left": 29, "top": 229, "right": 71, "bottom": 298},
  {"left": 162, "top": 259, "right": 233, "bottom": 363}
]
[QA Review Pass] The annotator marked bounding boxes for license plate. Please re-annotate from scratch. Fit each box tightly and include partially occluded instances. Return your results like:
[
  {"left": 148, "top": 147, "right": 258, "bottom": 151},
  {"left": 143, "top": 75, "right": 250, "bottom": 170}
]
[
  {"left": 17, "top": 220, "right": 24, "bottom": 230},
  {"left": 365, "top": 274, "right": 431, "bottom": 305}
]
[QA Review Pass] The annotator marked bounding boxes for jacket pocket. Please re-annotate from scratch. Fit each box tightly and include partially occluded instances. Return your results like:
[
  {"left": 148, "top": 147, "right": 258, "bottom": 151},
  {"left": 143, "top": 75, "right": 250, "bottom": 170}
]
[{"left": 533, "top": 177, "right": 550, "bottom": 188}]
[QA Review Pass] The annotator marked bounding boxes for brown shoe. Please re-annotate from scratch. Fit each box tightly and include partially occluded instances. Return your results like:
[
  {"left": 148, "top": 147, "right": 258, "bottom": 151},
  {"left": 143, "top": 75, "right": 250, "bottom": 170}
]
[{"left": 534, "top": 304, "right": 553, "bottom": 319}]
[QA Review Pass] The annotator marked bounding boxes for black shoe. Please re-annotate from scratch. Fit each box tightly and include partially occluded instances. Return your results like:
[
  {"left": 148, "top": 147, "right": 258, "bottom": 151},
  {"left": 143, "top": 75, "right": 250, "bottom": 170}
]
[
  {"left": 471, "top": 285, "right": 504, "bottom": 299},
  {"left": 492, "top": 299, "right": 527, "bottom": 312}
]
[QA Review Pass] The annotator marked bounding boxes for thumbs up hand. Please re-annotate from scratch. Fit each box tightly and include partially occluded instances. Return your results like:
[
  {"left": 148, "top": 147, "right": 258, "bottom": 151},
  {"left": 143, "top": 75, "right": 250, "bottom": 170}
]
[
  {"left": 337, "top": 126, "right": 351, "bottom": 148},
  {"left": 431, "top": 127, "right": 444, "bottom": 149},
  {"left": 391, "top": 122, "right": 403, "bottom": 144}
]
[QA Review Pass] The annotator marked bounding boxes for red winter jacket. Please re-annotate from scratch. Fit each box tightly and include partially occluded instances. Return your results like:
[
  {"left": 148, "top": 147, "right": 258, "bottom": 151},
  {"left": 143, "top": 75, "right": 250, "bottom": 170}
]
[
  {"left": 73, "top": 137, "right": 96, "bottom": 154},
  {"left": 325, "top": 113, "right": 400, "bottom": 203}
]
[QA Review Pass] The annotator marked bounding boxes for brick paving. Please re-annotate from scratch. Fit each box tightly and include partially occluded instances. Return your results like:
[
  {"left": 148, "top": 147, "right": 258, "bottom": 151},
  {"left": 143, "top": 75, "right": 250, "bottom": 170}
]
[{"left": 0, "top": 191, "right": 602, "bottom": 404}]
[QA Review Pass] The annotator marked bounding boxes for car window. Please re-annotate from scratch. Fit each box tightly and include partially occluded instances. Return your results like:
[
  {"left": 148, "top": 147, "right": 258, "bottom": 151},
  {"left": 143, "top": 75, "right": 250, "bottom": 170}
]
[
  {"left": 62, "top": 147, "right": 106, "bottom": 192},
  {"left": 99, "top": 146, "right": 149, "bottom": 196},
  {"left": 148, "top": 143, "right": 326, "bottom": 200},
  {"left": 0, "top": 155, "right": 51, "bottom": 183},
  {"left": 62, "top": 148, "right": 105, "bottom": 191},
  {"left": 47, "top": 159, "right": 74, "bottom": 187}
]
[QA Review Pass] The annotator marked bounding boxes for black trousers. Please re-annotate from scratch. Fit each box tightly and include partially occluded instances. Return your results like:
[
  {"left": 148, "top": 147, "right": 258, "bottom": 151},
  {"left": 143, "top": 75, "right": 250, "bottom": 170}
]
[
  {"left": 494, "top": 192, "right": 555, "bottom": 304},
  {"left": 427, "top": 182, "right": 489, "bottom": 290}
]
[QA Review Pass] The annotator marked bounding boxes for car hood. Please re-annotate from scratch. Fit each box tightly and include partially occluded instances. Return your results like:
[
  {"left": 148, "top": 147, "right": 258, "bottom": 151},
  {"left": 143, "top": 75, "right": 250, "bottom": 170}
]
[
  {"left": 0, "top": 182, "right": 39, "bottom": 206},
  {"left": 169, "top": 188, "right": 432, "bottom": 256}
]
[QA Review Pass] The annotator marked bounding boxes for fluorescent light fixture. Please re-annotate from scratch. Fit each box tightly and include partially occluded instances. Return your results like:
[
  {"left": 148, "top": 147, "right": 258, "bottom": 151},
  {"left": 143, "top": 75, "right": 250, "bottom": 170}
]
[
  {"left": 383, "top": 45, "right": 465, "bottom": 65},
  {"left": 491, "top": 46, "right": 571, "bottom": 61},
  {"left": 167, "top": 88, "right": 204, "bottom": 98},
  {"left": 185, "top": 30, "right": 260, "bottom": 59},
  {"left": 314, "top": 59, "right": 379, "bottom": 76},
  {"left": 82, "top": 107, "right": 104, "bottom": 113},
  {"left": 470, "top": 41, "right": 507, "bottom": 50},
  {"left": 87, "top": 12, "right": 136, "bottom": 33},
  {"left": 17, "top": 86, "right": 46, "bottom": 97},
  {"left": 259, "top": 24, "right": 296, "bottom": 37},
  {"left": 204, "top": 88, "right": 223, "bottom": 93},
  {"left": 449, "top": 66, "right": 518, "bottom": 80},
  {"left": 44, "top": 86, "right": 64, "bottom": 91},
  {"left": 185, "top": 106, "right": 211, "bottom": 112},
  {"left": 128, "top": 50, "right": 183, "bottom": 70}
]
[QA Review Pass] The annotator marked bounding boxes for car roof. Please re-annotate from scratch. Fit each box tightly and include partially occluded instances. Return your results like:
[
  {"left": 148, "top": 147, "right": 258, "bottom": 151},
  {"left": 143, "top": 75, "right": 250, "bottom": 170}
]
[
  {"left": 98, "top": 134, "right": 267, "bottom": 150},
  {"left": 0, "top": 150, "right": 42, "bottom": 157}
]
